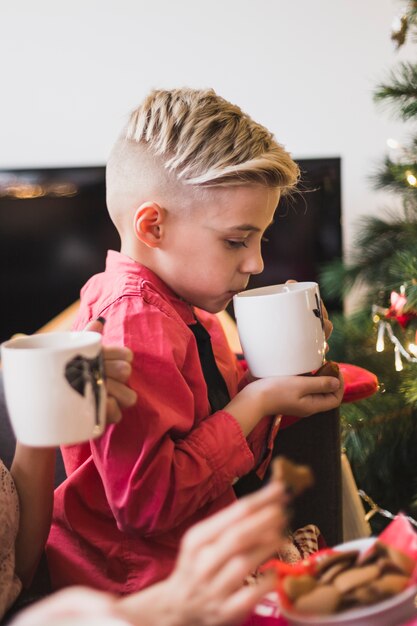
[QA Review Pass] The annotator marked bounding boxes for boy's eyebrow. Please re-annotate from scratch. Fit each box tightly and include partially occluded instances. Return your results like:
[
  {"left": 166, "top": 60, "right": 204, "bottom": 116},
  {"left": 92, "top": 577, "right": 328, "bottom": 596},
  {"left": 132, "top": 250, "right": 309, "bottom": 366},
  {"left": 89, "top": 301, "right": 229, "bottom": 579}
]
[{"left": 225, "top": 219, "right": 275, "bottom": 233}]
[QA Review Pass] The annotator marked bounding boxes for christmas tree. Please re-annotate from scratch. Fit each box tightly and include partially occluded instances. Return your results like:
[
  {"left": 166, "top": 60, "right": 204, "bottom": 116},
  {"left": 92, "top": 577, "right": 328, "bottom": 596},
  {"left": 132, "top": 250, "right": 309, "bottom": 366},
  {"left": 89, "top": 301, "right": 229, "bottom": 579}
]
[{"left": 321, "top": 0, "right": 417, "bottom": 533}]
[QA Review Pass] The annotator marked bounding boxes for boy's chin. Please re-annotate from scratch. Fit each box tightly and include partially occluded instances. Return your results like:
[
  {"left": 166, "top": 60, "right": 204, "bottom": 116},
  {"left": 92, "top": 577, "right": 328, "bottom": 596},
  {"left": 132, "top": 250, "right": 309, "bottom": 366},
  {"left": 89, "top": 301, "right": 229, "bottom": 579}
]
[
  {"left": 205, "top": 300, "right": 231, "bottom": 314},
  {"left": 193, "top": 298, "right": 231, "bottom": 314}
]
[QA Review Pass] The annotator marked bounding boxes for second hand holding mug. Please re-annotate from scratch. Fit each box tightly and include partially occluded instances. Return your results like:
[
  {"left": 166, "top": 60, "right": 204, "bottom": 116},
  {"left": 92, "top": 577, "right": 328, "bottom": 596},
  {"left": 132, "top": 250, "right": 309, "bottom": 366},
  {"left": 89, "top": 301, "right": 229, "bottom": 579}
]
[{"left": 233, "top": 281, "right": 326, "bottom": 377}]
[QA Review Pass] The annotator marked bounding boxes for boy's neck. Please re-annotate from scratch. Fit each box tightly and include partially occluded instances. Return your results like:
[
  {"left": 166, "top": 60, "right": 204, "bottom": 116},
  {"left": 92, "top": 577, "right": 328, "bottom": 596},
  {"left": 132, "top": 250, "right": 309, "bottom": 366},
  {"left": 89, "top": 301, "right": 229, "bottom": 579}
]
[
  {"left": 120, "top": 241, "right": 153, "bottom": 268},
  {"left": 119, "top": 242, "right": 177, "bottom": 299},
  {"left": 117, "top": 244, "right": 199, "bottom": 315}
]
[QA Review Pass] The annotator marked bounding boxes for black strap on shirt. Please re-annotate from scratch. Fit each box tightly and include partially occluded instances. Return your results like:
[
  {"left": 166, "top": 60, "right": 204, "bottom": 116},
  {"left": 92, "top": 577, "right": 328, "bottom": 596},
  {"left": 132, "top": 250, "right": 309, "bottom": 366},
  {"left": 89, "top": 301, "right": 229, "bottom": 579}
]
[
  {"left": 189, "top": 317, "right": 231, "bottom": 413},
  {"left": 189, "top": 316, "right": 263, "bottom": 499}
]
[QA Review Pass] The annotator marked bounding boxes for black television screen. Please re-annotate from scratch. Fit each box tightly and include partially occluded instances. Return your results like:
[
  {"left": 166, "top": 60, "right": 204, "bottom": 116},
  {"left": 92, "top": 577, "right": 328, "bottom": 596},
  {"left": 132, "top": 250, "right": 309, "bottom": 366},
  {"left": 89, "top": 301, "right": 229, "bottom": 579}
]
[
  {"left": 0, "top": 158, "right": 341, "bottom": 342},
  {"left": 0, "top": 166, "right": 118, "bottom": 341},
  {"left": 245, "top": 158, "right": 341, "bottom": 287}
]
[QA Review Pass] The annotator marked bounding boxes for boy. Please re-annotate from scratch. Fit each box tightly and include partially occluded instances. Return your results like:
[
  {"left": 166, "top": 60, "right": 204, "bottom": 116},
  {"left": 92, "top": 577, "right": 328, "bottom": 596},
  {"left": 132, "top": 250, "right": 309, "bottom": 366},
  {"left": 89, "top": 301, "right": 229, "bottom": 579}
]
[{"left": 47, "top": 88, "right": 343, "bottom": 594}]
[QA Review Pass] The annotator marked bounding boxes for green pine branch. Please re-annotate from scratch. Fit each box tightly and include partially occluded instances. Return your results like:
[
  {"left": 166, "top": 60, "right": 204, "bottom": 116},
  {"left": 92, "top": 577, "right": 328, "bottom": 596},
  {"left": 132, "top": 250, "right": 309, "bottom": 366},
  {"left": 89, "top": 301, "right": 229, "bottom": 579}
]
[
  {"left": 321, "top": 217, "right": 417, "bottom": 302},
  {"left": 319, "top": 259, "right": 357, "bottom": 300},
  {"left": 400, "top": 367, "right": 417, "bottom": 406},
  {"left": 371, "top": 156, "right": 417, "bottom": 192},
  {"left": 387, "top": 251, "right": 417, "bottom": 307},
  {"left": 404, "top": 282, "right": 417, "bottom": 309},
  {"left": 374, "top": 62, "right": 417, "bottom": 120}
]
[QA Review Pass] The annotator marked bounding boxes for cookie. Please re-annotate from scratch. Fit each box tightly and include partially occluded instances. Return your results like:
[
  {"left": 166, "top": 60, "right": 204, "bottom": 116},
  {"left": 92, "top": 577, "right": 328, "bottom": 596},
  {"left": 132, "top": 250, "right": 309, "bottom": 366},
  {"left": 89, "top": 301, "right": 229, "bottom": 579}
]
[
  {"left": 369, "top": 573, "right": 410, "bottom": 598},
  {"left": 271, "top": 456, "right": 314, "bottom": 496},
  {"left": 314, "top": 361, "right": 340, "bottom": 378},
  {"left": 282, "top": 575, "right": 317, "bottom": 602},
  {"left": 294, "top": 584, "right": 341, "bottom": 615},
  {"left": 318, "top": 560, "right": 352, "bottom": 585},
  {"left": 333, "top": 564, "right": 380, "bottom": 594},
  {"left": 356, "top": 540, "right": 387, "bottom": 566},
  {"left": 376, "top": 556, "right": 406, "bottom": 576},
  {"left": 341, "top": 584, "right": 380, "bottom": 608},
  {"left": 315, "top": 550, "right": 359, "bottom": 578}
]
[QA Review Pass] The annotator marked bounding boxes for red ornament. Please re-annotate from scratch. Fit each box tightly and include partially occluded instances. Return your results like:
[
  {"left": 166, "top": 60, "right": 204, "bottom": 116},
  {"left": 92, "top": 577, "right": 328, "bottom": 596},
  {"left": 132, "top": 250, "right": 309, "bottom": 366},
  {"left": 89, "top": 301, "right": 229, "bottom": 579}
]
[{"left": 386, "top": 290, "right": 417, "bottom": 329}]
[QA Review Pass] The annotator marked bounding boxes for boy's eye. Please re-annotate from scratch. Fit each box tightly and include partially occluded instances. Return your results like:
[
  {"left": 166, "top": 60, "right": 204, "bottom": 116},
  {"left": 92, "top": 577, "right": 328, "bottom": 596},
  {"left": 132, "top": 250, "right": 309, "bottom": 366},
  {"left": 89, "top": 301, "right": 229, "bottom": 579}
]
[{"left": 225, "top": 239, "right": 249, "bottom": 249}]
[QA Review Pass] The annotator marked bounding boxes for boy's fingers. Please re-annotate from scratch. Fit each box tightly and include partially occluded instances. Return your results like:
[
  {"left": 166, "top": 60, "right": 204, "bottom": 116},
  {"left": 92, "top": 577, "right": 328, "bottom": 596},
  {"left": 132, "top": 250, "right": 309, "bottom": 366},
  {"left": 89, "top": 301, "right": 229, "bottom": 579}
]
[
  {"left": 305, "top": 373, "right": 344, "bottom": 409},
  {"left": 309, "top": 392, "right": 341, "bottom": 410},
  {"left": 300, "top": 374, "right": 340, "bottom": 395}
]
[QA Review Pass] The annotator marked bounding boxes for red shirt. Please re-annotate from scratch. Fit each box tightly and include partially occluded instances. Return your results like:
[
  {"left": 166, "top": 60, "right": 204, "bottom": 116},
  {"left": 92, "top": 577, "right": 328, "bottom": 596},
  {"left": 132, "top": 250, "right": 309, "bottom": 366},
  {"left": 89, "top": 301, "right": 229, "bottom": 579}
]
[{"left": 46, "top": 251, "right": 276, "bottom": 594}]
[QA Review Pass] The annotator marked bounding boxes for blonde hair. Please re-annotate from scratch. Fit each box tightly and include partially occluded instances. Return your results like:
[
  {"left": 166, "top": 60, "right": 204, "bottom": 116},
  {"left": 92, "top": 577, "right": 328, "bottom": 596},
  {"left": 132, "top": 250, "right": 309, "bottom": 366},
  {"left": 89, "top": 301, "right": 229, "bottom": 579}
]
[{"left": 122, "top": 87, "right": 299, "bottom": 193}]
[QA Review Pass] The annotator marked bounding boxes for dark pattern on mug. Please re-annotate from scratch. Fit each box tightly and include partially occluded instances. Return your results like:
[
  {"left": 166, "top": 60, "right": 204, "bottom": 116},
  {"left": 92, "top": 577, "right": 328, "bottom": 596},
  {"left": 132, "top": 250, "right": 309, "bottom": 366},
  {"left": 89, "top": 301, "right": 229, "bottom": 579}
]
[
  {"left": 64, "top": 353, "right": 105, "bottom": 426},
  {"left": 313, "top": 294, "right": 324, "bottom": 331}
]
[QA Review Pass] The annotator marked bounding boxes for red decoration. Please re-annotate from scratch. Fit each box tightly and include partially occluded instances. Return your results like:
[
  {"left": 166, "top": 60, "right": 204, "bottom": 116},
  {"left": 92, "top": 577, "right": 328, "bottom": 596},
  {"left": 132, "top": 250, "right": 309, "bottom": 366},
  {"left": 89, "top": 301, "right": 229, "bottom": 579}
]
[
  {"left": 338, "top": 363, "right": 379, "bottom": 403},
  {"left": 386, "top": 290, "right": 417, "bottom": 329}
]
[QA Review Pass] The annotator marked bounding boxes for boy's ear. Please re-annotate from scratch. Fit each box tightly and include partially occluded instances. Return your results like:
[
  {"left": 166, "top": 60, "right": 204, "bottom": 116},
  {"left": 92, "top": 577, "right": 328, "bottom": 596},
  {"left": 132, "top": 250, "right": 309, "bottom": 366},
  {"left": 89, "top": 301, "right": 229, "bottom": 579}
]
[{"left": 132, "top": 202, "right": 165, "bottom": 248}]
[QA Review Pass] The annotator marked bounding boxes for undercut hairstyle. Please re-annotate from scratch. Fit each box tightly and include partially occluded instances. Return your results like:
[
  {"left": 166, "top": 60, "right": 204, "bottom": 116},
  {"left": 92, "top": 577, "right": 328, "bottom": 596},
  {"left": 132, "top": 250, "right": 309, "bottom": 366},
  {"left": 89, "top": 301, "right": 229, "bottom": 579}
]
[{"left": 121, "top": 87, "right": 299, "bottom": 193}]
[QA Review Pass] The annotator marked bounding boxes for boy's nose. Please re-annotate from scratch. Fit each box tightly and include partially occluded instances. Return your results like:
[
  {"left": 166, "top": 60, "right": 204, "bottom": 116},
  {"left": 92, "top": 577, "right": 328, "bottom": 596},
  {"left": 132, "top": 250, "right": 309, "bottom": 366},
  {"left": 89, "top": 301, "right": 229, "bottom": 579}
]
[{"left": 240, "top": 247, "right": 264, "bottom": 276}]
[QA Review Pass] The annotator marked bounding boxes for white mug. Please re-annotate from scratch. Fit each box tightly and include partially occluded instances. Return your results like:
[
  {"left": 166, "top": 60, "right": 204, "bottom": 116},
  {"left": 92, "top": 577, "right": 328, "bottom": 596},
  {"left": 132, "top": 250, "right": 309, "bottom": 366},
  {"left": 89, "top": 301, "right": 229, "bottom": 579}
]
[
  {"left": 233, "top": 282, "right": 326, "bottom": 377},
  {"left": 1, "top": 331, "right": 107, "bottom": 446}
]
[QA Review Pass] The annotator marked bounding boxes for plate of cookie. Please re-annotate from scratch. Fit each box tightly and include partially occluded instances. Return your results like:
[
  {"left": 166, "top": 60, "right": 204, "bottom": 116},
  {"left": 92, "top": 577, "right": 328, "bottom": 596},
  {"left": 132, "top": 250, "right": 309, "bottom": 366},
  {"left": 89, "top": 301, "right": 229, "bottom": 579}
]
[{"left": 270, "top": 519, "right": 417, "bottom": 626}]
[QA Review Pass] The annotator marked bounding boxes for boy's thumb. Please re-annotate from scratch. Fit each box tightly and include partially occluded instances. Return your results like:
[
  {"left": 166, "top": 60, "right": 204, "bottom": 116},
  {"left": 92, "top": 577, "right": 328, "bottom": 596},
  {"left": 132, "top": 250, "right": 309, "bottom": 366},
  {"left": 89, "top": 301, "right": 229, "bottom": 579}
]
[{"left": 84, "top": 317, "right": 106, "bottom": 334}]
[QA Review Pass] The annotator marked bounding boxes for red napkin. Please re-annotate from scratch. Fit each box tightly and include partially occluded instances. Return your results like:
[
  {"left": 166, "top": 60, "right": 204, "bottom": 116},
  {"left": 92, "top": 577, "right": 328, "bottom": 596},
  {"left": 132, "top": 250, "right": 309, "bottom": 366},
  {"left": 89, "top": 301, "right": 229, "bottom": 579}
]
[{"left": 339, "top": 362, "right": 378, "bottom": 403}]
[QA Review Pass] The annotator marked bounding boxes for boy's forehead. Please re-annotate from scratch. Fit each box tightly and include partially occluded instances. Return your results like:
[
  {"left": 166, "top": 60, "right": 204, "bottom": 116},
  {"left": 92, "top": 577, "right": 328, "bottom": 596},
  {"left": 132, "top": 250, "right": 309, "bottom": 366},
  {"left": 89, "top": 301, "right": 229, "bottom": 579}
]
[{"left": 197, "top": 185, "right": 280, "bottom": 227}]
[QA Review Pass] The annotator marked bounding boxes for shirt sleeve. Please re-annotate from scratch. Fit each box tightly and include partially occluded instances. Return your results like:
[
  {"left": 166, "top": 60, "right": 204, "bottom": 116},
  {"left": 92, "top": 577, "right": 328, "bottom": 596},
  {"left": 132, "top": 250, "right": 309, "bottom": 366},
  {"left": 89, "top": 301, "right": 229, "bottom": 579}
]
[
  {"left": 223, "top": 351, "right": 276, "bottom": 467},
  {"left": 88, "top": 297, "right": 255, "bottom": 535}
]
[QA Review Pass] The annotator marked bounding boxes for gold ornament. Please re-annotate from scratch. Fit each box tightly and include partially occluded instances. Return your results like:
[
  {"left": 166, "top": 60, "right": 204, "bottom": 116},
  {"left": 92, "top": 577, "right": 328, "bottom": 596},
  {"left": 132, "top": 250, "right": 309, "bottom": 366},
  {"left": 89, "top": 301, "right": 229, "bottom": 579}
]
[{"left": 391, "top": 13, "right": 409, "bottom": 48}]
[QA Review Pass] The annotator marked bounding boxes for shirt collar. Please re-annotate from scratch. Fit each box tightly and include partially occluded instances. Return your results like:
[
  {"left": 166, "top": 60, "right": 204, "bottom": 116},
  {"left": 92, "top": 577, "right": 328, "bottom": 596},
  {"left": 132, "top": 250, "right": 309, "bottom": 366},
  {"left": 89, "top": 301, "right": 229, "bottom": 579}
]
[{"left": 105, "top": 250, "right": 196, "bottom": 324}]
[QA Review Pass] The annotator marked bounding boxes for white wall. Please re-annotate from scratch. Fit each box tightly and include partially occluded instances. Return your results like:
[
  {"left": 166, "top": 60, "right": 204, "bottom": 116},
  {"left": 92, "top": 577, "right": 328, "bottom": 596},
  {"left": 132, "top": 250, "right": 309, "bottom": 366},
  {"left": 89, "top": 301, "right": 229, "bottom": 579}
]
[{"left": 0, "top": 0, "right": 413, "bottom": 264}]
